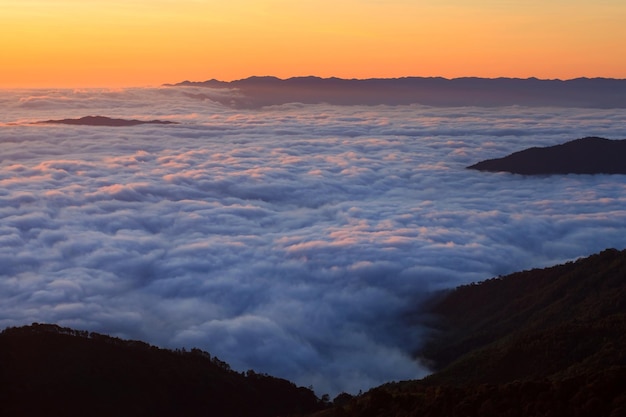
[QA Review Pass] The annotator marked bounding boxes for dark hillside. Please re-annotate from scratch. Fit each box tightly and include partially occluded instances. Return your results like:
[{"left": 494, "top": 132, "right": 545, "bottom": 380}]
[
  {"left": 420, "top": 248, "right": 626, "bottom": 384},
  {"left": 467, "top": 137, "right": 626, "bottom": 175},
  {"left": 0, "top": 323, "right": 321, "bottom": 417},
  {"left": 317, "top": 369, "right": 626, "bottom": 417},
  {"left": 310, "top": 248, "right": 626, "bottom": 417}
]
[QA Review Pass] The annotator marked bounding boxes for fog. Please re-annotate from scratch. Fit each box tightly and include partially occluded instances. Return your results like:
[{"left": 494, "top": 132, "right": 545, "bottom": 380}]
[{"left": 1, "top": 87, "right": 625, "bottom": 395}]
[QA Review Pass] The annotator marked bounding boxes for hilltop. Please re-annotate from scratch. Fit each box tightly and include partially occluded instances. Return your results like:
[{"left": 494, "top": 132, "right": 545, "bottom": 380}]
[
  {"left": 36, "top": 115, "right": 178, "bottom": 127},
  {"left": 0, "top": 324, "right": 321, "bottom": 417},
  {"left": 468, "top": 137, "right": 626, "bottom": 175}
]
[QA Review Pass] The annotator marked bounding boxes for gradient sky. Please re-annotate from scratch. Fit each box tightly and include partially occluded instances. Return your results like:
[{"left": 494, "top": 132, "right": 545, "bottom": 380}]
[{"left": 2, "top": 0, "right": 625, "bottom": 87}]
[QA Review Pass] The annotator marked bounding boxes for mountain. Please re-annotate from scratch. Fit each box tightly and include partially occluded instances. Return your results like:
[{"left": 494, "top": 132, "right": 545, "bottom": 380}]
[
  {"left": 468, "top": 137, "right": 626, "bottom": 175},
  {"left": 418, "top": 248, "right": 626, "bottom": 383},
  {"left": 0, "top": 323, "right": 322, "bottom": 417},
  {"left": 311, "top": 248, "right": 626, "bottom": 417},
  {"left": 167, "top": 76, "right": 626, "bottom": 109},
  {"left": 36, "top": 115, "right": 178, "bottom": 127}
]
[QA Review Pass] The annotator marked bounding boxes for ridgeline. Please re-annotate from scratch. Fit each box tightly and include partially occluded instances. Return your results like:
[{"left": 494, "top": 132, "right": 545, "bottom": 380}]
[
  {"left": 0, "top": 324, "right": 321, "bottom": 417},
  {"left": 314, "top": 248, "right": 626, "bottom": 417}
]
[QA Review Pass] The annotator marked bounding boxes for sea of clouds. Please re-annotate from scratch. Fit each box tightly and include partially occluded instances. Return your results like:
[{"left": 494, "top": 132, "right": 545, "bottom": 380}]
[{"left": 1, "top": 86, "right": 625, "bottom": 395}]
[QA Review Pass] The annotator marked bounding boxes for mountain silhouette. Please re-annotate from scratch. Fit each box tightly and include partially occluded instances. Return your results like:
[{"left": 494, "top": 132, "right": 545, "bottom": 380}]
[
  {"left": 36, "top": 115, "right": 178, "bottom": 126},
  {"left": 418, "top": 248, "right": 626, "bottom": 383},
  {"left": 468, "top": 137, "right": 626, "bottom": 175},
  {"left": 168, "top": 76, "right": 626, "bottom": 109},
  {"left": 0, "top": 324, "right": 321, "bottom": 417}
]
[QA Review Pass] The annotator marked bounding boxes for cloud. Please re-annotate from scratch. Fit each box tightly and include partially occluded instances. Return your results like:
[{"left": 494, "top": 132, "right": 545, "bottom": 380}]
[{"left": 1, "top": 87, "right": 626, "bottom": 395}]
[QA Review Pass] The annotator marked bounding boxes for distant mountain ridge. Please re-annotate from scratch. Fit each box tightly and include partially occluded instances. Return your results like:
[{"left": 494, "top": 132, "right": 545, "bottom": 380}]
[
  {"left": 167, "top": 76, "right": 626, "bottom": 109},
  {"left": 468, "top": 137, "right": 626, "bottom": 175}
]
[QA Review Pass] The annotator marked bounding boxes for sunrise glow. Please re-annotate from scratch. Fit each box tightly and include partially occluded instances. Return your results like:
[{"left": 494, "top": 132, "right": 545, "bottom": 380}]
[{"left": 2, "top": 0, "right": 625, "bottom": 88}]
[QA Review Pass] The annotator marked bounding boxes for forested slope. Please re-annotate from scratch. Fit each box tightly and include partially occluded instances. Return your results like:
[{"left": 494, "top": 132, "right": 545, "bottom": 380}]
[
  {"left": 313, "top": 248, "right": 626, "bottom": 417},
  {"left": 0, "top": 323, "right": 321, "bottom": 417}
]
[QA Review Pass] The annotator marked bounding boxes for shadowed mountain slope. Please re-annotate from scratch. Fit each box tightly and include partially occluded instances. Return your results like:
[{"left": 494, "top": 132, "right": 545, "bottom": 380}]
[
  {"left": 311, "top": 248, "right": 626, "bottom": 417},
  {"left": 169, "top": 76, "right": 626, "bottom": 109},
  {"left": 36, "top": 115, "right": 178, "bottom": 126},
  {"left": 0, "top": 324, "right": 321, "bottom": 417},
  {"left": 418, "top": 248, "right": 626, "bottom": 384},
  {"left": 468, "top": 137, "right": 626, "bottom": 175}
]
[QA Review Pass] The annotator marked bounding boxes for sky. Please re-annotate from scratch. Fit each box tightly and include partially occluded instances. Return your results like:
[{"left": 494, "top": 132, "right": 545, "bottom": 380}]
[
  {"left": 1, "top": 0, "right": 626, "bottom": 87},
  {"left": 1, "top": 86, "right": 626, "bottom": 395}
]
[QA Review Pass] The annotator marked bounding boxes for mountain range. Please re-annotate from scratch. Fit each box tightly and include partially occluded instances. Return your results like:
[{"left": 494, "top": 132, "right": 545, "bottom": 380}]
[
  {"left": 168, "top": 76, "right": 626, "bottom": 109},
  {"left": 2, "top": 248, "right": 626, "bottom": 416}
]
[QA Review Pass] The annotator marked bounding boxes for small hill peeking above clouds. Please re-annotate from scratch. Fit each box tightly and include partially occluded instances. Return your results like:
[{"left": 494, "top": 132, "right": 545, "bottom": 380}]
[{"left": 467, "top": 137, "right": 626, "bottom": 175}]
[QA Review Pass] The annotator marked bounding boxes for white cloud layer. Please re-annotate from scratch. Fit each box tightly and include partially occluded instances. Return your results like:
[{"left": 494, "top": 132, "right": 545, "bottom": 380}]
[{"left": 1, "top": 87, "right": 626, "bottom": 395}]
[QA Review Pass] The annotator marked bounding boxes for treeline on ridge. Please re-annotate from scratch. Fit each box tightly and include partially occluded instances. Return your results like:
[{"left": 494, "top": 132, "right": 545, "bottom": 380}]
[
  {"left": 313, "top": 248, "right": 626, "bottom": 417},
  {"left": 0, "top": 323, "right": 322, "bottom": 417}
]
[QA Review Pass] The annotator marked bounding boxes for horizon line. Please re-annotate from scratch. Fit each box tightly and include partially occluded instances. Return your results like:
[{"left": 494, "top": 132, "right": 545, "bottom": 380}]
[{"left": 3, "top": 74, "right": 626, "bottom": 90}]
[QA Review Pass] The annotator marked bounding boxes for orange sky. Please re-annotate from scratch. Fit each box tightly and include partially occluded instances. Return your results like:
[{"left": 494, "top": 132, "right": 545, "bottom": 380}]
[{"left": 2, "top": 0, "right": 625, "bottom": 88}]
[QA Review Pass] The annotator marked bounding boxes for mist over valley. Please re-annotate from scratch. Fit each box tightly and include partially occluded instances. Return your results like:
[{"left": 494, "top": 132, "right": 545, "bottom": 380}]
[{"left": 1, "top": 84, "right": 625, "bottom": 395}]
